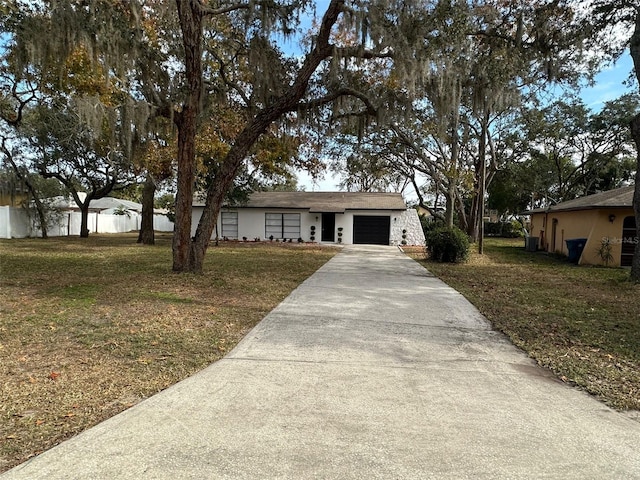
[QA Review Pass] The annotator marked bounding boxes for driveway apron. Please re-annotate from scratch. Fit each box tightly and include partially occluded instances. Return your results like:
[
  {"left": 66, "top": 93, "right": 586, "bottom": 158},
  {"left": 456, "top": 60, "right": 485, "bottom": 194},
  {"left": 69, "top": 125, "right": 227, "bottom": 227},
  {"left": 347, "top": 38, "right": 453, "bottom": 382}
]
[{"left": 3, "top": 245, "right": 640, "bottom": 479}]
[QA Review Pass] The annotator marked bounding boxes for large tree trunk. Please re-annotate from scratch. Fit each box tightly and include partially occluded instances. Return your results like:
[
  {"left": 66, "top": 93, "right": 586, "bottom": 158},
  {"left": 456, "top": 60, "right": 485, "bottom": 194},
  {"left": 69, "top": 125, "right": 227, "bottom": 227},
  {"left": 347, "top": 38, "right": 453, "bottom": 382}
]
[
  {"left": 79, "top": 202, "right": 90, "bottom": 238},
  {"left": 630, "top": 114, "right": 640, "bottom": 282},
  {"left": 178, "top": 0, "right": 343, "bottom": 273},
  {"left": 447, "top": 114, "right": 460, "bottom": 230},
  {"left": 629, "top": 11, "right": 640, "bottom": 282},
  {"left": 189, "top": 117, "right": 276, "bottom": 273},
  {"left": 137, "top": 173, "right": 156, "bottom": 245},
  {"left": 477, "top": 111, "right": 489, "bottom": 255},
  {"left": 172, "top": 0, "right": 203, "bottom": 272},
  {"left": 32, "top": 194, "right": 49, "bottom": 239},
  {"left": 469, "top": 174, "right": 481, "bottom": 241},
  {"left": 444, "top": 185, "right": 455, "bottom": 227}
]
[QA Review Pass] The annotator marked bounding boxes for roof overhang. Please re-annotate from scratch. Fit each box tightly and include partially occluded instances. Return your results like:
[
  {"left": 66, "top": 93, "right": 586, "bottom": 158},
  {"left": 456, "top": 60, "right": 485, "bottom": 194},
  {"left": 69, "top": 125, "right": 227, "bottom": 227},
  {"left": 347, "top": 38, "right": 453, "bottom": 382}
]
[{"left": 308, "top": 205, "right": 346, "bottom": 213}]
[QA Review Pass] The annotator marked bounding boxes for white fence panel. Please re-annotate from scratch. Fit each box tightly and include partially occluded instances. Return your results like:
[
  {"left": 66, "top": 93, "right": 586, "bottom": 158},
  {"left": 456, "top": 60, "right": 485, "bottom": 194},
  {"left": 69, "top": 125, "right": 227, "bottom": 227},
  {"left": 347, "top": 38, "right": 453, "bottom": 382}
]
[
  {"left": 0, "top": 207, "right": 31, "bottom": 238},
  {"left": 96, "top": 213, "right": 139, "bottom": 233},
  {"left": 67, "top": 212, "right": 82, "bottom": 236},
  {"left": 0, "top": 206, "right": 10, "bottom": 238},
  {"left": 10, "top": 208, "right": 30, "bottom": 238},
  {"left": 153, "top": 214, "right": 174, "bottom": 232},
  {"left": 2, "top": 208, "right": 175, "bottom": 237},
  {"left": 30, "top": 213, "right": 69, "bottom": 237}
]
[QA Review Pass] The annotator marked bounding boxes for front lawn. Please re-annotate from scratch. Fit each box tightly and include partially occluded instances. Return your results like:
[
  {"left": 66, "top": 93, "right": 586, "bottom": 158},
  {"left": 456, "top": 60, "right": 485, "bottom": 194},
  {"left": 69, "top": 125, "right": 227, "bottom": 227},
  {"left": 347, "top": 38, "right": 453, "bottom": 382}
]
[
  {"left": 408, "top": 238, "right": 640, "bottom": 411},
  {"left": 0, "top": 234, "right": 337, "bottom": 472}
]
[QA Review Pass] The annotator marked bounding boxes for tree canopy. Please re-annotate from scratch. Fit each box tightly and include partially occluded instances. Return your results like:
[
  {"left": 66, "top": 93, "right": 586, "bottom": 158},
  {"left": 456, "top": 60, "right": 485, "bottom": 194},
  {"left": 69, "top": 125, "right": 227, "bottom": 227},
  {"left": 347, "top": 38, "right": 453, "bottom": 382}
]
[{"left": 2, "top": 0, "right": 638, "bottom": 275}]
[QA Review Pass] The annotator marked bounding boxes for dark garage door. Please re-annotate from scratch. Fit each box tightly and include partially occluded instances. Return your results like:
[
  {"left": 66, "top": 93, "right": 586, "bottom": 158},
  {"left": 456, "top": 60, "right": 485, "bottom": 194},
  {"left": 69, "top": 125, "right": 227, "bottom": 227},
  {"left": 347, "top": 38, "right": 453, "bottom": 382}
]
[{"left": 353, "top": 215, "right": 390, "bottom": 245}]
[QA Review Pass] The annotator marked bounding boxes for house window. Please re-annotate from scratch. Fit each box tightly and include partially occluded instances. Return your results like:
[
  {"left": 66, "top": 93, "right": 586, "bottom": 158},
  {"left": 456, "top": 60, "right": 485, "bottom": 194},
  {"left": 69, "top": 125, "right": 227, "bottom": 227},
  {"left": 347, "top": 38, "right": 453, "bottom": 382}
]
[
  {"left": 265, "top": 213, "right": 300, "bottom": 239},
  {"left": 221, "top": 212, "right": 238, "bottom": 239}
]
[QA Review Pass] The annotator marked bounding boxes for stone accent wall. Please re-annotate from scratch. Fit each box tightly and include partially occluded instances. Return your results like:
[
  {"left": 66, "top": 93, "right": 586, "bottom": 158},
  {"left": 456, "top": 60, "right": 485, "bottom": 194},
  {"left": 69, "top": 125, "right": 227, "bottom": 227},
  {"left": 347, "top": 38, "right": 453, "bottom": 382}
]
[{"left": 390, "top": 209, "right": 426, "bottom": 246}]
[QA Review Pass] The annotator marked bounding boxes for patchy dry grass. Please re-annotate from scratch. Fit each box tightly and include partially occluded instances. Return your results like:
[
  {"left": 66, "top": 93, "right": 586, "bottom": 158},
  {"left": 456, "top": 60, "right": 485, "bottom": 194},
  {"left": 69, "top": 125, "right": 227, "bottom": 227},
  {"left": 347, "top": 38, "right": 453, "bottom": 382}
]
[
  {"left": 0, "top": 234, "right": 337, "bottom": 472},
  {"left": 406, "top": 239, "right": 640, "bottom": 411}
]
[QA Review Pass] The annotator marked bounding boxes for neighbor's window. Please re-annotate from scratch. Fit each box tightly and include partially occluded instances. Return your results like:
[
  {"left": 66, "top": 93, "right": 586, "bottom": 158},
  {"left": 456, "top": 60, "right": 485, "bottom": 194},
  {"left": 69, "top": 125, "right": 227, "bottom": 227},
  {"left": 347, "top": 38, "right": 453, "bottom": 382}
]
[
  {"left": 221, "top": 211, "right": 238, "bottom": 239},
  {"left": 265, "top": 213, "right": 300, "bottom": 239}
]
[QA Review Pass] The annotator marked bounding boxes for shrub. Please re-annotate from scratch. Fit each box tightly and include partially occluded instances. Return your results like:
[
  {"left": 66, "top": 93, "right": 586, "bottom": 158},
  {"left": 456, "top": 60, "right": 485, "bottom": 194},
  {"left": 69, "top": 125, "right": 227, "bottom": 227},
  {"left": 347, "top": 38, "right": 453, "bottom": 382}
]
[
  {"left": 426, "top": 226, "right": 470, "bottom": 263},
  {"left": 596, "top": 237, "right": 613, "bottom": 266},
  {"left": 484, "top": 221, "right": 525, "bottom": 238},
  {"left": 420, "top": 214, "right": 445, "bottom": 238}
]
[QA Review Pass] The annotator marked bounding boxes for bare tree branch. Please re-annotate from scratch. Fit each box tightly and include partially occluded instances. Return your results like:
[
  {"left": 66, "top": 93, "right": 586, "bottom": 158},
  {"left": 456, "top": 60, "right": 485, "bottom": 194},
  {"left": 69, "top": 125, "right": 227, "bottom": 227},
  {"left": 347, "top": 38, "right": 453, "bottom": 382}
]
[
  {"left": 297, "top": 87, "right": 377, "bottom": 116},
  {"left": 334, "top": 46, "right": 394, "bottom": 60}
]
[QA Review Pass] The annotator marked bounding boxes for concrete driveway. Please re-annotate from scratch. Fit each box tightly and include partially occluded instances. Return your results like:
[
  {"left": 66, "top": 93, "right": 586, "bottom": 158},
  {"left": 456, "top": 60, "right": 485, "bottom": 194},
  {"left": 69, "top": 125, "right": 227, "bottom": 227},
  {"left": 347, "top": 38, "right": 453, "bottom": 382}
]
[{"left": 3, "top": 245, "right": 640, "bottom": 479}]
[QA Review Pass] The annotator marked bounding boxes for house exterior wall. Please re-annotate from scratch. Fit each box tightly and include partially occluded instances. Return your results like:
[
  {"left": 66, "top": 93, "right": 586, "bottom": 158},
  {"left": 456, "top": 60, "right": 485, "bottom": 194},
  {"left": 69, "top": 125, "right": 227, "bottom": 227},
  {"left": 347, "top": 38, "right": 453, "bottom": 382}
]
[
  {"left": 318, "top": 209, "right": 406, "bottom": 245},
  {"left": 390, "top": 209, "right": 426, "bottom": 246},
  {"left": 529, "top": 207, "right": 635, "bottom": 267},
  {"left": 192, "top": 206, "right": 423, "bottom": 245},
  {"left": 235, "top": 208, "right": 317, "bottom": 241},
  {"left": 193, "top": 207, "right": 317, "bottom": 241}
]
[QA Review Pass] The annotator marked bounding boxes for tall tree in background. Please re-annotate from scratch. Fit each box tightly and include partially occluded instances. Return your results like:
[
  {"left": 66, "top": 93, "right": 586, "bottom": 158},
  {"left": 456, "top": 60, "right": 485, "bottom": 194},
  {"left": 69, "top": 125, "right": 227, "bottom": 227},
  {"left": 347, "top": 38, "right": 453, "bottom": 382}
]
[
  {"left": 2, "top": 0, "right": 605, "bottom": 270},
  {"left": 328, "top": 0, "right": 588, "bottom": 239},
  {"left": 629, "top": 9, "right": 640, "bottom": 282},
  {"left": 0, "top": 67, "right": 53, "bottom": 236},
  {"left": 0, "top": 140, "right": 66, "bottom": 238},
  {"left": 136, "top": 130, "right": 175, "bottom": 245},
  {"left": 170, "top": 0, "right": 430, "bottom": 272},
  {"left": 589, "top": 1, "right": 640, "bottom": 281},
  {"left": 487, "top": 95, "right": 638, "bottom": 218},
  {"left": 5, "top": 0, "right": 384, "bottom": 271},
  {"left": 25, "top": 100, "right": 135, "bottom": 237},
  {"left": 520, "top": 96, "right": 638, "bottom": 202},
  {"left": 3, "top": 1, "right": 151, "bottom": 237}
]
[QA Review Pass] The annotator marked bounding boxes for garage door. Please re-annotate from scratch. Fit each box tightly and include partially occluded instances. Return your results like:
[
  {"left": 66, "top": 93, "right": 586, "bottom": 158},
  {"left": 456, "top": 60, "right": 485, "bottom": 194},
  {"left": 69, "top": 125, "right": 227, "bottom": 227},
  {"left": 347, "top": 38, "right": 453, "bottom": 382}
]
[{"left": 353, "top": 215, "right": 390, "bottom": 245}]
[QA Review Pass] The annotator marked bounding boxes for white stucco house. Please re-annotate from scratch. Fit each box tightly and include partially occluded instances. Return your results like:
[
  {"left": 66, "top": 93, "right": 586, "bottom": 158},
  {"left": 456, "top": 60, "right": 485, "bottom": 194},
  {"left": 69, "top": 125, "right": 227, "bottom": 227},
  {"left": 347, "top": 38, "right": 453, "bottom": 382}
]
[{"left": 192, "top": 191, "right": 426, "bottom": 246}]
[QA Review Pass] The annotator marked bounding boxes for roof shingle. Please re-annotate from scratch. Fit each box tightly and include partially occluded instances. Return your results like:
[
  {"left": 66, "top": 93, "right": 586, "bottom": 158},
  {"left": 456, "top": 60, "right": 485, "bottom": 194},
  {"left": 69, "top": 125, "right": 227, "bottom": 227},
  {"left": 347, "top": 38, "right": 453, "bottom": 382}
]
[
  {"left": 525, "top": 185, "right": 634, "bottom": 214},
  {"left": 195, "top": 191, "right": 407, "bottom": 211}
]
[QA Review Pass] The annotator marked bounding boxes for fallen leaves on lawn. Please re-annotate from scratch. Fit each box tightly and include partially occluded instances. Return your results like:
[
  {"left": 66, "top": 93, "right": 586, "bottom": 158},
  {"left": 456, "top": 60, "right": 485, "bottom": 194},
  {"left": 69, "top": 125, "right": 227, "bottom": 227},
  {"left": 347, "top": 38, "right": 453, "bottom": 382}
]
[{"left": 0, "top": 234, "right": 338, "bottom": 472}]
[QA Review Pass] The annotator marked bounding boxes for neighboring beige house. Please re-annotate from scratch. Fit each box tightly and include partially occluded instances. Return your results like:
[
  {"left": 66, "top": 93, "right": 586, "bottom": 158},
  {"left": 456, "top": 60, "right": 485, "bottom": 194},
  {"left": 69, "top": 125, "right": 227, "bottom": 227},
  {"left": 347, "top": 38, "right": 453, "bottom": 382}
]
[
  {"left": 527, "top": 185, "right": 637, "bottom": 267},
  {"left": 192, "top": 191, "right": 426, "bottom": 246},
  {"left": 0, "top": 179, "right": 28, "bottom": 207}
]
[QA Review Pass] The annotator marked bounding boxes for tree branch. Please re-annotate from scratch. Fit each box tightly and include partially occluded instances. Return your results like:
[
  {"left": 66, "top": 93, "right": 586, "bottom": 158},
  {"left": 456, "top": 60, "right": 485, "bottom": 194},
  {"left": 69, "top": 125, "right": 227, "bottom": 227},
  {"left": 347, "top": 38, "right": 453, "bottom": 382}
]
[
  {"left": 197, "top": 1, "right": 250, "bottom": 16},
  {"left": 334, "top": 46, "right": 394, "bottom": 60},
  {"left": 296, "top": 87, "right": 378, "bottom": 116},
  {"left": 0, "top": 81, "right": 37, "bottom": 127},
  {"left": 197, "top": 0, "right": 285, "bottom": 17}
]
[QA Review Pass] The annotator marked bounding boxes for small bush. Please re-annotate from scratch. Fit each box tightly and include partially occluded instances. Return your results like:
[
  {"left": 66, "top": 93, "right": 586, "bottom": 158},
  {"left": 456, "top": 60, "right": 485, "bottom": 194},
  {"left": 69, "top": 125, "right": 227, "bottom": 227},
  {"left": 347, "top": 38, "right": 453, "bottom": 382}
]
[
  {"left": 420, "top": 214, "right": 443, "bottom": 238},
  {"left": 484, "top": 221, "right": 525, "bottom": 238},
  {"left": 484, "top": 220, "right": 525, "bottom": 238},
  {"left": 426, "top": 226, "right": 470, "bottom": 263}
]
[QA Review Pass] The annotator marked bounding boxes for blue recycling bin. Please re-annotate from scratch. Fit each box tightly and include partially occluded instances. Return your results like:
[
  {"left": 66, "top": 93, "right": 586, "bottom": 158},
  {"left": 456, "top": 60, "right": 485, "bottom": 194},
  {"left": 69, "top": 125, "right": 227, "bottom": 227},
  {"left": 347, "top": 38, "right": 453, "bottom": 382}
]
[{"left": 565, "top": 238, "right": 587, "bottom": 263}]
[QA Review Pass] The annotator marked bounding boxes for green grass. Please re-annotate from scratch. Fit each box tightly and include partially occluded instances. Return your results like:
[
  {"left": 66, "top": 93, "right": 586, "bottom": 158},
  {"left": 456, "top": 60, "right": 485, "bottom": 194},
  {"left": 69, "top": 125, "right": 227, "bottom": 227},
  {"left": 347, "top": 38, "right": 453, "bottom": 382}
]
[
  {"left": 408, "top": 238, "right": 640, "bottom": 411},
  {"left": 0, "top": 234, "right": 337, "bottom": 472}
]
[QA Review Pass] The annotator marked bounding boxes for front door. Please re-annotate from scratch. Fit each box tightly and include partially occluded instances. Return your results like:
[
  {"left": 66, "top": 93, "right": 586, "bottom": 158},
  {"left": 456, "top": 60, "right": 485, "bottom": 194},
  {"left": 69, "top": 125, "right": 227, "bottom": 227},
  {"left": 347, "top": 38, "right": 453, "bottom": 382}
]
[{"left": 321, "top": 213, "right": 335, "bottom": 242}]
